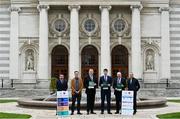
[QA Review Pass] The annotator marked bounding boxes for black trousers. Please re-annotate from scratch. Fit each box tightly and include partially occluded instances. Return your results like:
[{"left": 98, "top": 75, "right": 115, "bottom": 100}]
[
  {"left": 86, "top": 90, "right": 96, "bottom": 112},
  {"left": 101, "top": 90, "right": 111, "bottom": 112},
  {"left": 115, "top": 91, "right": 122, "bottom": 113},
  {"left": 133, "top": 91, "right": 137, "bottom": 112},
  {"left": 71, "top": 93, "right": 81, "bottom": 113}
]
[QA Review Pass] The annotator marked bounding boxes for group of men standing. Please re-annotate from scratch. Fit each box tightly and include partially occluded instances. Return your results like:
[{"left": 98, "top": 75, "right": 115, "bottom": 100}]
[{"left": 56, "top": 68, "right": 140, "bottom": 115}]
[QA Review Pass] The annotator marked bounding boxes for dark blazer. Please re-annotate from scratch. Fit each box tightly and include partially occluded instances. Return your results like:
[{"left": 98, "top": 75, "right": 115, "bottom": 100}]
[
  {"left": 113, "top": 77, "right": 126, "bottom": 94},
  {"left": 85, "top": 74, "right": 98, "bottom": 94},
  {"left": 127, "top": 78, "right": 140, "bottom": 92},
  {"left": 99, "top": 75, "right": 112, "bottom": 91},
  {"left": 56, "top": 79, "right": 68, "bottom": 91}
]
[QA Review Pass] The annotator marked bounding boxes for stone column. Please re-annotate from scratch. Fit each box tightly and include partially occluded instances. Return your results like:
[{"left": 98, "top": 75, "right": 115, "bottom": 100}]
[
  {"left": 37, "top": 5, "right": 49, "bottom": 81},
  {"left": 99, "top": 5, "right": 111, "bottom": 75},
  {"left": 68, "top": 5, "right": 80, "bottom": 80},
  {"left": 9, "top": 6, "right": 21, "bottom": 80},
  {"left": 130, "top": 5, "right": 142, "bottom": 79},
  {"left": 159, "top": 7, "right": 170, "bottom": 79}
]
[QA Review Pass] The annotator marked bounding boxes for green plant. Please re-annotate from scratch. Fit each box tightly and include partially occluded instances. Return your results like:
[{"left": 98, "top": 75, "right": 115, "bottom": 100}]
[
  {"left": 157, "top": 112, "right": 180, "bottom": 119},
  {"left": 0, "top": 112, "right": 31, "bottom": 118},
  {"left": 0, "top": 99, "right": 17, "bottom": 103},
  {"left": 49, "top": 77, "right": 58, "bottom": 94},
  {"left": 168, "top": 100, "right": 180, "bottom": 103}
]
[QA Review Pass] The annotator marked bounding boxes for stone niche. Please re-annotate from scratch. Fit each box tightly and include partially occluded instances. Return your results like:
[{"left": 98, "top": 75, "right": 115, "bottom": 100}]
[
  {"left": 20, "top": 45, "right": 38, "bottom": 84},
  {"left": 143, "top": 46, "right": 160, "bottom": 83}
]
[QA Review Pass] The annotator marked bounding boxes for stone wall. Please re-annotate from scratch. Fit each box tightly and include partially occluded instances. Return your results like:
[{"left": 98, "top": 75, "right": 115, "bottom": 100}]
[{"left": 1, "top": 88, "right": 180, "bottom": 98}]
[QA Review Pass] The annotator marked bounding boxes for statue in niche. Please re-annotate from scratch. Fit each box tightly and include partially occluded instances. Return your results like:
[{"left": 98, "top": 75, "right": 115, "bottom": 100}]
[
  {"left": 146, "top": 49, "right": 155, "bottom": 70},
  {"left": 25, "top": 50, "right": 34, "bottom": 71}
]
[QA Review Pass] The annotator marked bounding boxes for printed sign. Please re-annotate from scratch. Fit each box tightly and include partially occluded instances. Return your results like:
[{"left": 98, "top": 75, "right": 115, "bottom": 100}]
[
  {"left": 121, "top": 91, "right": 134, "bottom": 115},
  {"left": 57, "top": 91, "right": 69, "bottom": 117}
]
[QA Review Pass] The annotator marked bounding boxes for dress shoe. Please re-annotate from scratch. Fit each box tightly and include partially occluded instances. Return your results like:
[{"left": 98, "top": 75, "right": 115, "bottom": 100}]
[
  {"left": 115, "top": 112, "right": 119, "bottom": 114},
  {"left": 101, "top": 112, "right": 104, "bottom": 114},
  {"left": 133, "top": 111, "right": 137, "bottom": 115},
  {"left": 77, "top": 112, "right": 82, "bottom": 115},
  {"left": 108, "top": 112, "right": 112, "bottom": 114},
  {"left": 91, "top": 112, "right": 96, "bottom": 114}
]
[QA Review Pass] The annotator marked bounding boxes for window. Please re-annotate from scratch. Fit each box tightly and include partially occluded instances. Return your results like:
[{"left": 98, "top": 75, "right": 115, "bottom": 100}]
[
  {"left": 54, "top": 19, "right": 66, "bottom": 32},
  {"left": 84, "top": 19, "right": 96, "bottom": 32},
  {"left": 113, "top": 19, "right": 126, "bottom": 33}
]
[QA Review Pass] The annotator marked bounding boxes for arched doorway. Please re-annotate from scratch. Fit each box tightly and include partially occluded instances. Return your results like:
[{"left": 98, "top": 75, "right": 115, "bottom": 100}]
[
  {"left": 81, "top": 45, "right": 98, "bottom": 82},
  {"left": 51, "top": 45, "right": 68, "bottom": 79},
  {"left": 111, "top": 45, "right": 128, "bottom": 78}
]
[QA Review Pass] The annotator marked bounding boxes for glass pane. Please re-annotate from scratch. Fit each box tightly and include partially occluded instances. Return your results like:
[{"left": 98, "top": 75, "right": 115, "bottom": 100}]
[
  {"left": 54, "top": 19, "right": 66, "bottom": 32},
  {"left": 114, "top": 19, "right": 126, "bottom": 32},
  {"left": 84, "top": 19, "right": 96, "bottom": 32}
]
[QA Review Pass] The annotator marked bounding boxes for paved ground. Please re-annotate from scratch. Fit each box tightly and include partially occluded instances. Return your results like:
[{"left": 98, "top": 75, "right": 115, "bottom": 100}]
[{"left": 0, "top": 101, "right": 180, "bottom": 119}]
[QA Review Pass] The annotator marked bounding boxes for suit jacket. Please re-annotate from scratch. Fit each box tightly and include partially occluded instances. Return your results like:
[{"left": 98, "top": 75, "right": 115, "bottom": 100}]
[
  {"left": 127, "top": 77, "right": 140, "bottom": 92},
  {"left": 85, "top": 74, "right": 98, "bottom": 94},
  {"left": 71, "top": 78, "right": 84, "bottom": 95},
  {"left": 56, "top": 79, "right": 68, "bottom": 91},
  {"left": 113, "top": 77, "right": 126, "bottom": 94},
  {"left": 99, "top": 75, "right": 112, "bottom": 91}
]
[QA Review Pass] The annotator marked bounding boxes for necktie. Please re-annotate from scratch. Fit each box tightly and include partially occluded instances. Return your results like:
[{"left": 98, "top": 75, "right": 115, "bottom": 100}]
[
  {"left": 119, "top": 78, "right": 121, "bottom": 83},
  {"left": 90, "top": 75, "right": 93, "bottom": 81}
]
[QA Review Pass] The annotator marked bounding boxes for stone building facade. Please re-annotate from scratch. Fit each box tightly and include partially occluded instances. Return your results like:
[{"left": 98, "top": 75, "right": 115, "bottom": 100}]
[{"left": 0, "top": 0, "right": 179, "bottom": 90}]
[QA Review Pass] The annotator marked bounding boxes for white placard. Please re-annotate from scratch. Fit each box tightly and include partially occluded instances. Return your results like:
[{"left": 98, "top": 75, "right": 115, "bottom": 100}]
[
  {"left": 57, "top": 91, "right": 69, "bottom": 98},
  {"left": 121, "top": 91, "right": 134, "bottom": 115}
]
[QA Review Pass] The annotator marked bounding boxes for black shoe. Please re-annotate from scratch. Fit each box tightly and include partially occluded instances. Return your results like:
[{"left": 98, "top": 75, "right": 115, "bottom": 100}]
[
  {"left": 115, "top": 112, "right": 119, "bottom": 114},
  {"left": 133, "top": 111, "right": 137, "bottom": 115},
  {"left": 77, "top": 112, "right": 82, "bottom": 115},
  {"left": 71, "top": 112, "right": 74, "bottom": 115},
  {"left": 101, "top": 112, "right": 104, "bottom": 114},
  {"left": 108, "top": 112, "right": 112, "bottom": 114},
  {"left": 87, "top": 112, "right": 89, "bottom": 115},
  {"left": 91, "top": 112, "right": 96, "bottom": 114}
]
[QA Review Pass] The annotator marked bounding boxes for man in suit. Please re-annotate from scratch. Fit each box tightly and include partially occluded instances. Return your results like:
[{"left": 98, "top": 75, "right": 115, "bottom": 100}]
[
  {"left": 85, "top": 68, "right": 98, "bottom": 115},
  {"left": 99, "top": 69, "right": 112, "bottom": 114},
  {"left": 56, "top": 74, "right": 68, "bottom": 91},
  {"left": 71, "top": 71, "right": 84, "bottom": 115},
  {"left": 127, "top": 72, "right": 140, "bottom": 115},
  {"left": 113, "top": 72, "right": 126, "bottom": 114}
]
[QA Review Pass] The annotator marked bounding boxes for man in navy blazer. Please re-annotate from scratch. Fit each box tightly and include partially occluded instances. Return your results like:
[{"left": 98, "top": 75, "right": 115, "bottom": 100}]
[
  {"left": 99, "top": 69, "right": 112, "bottom": 114},
  {"left": 113, "top": 72, "right": 126, "bottom": 114},
  {"left": 85, "top": 69, "right": 98, "bottom": 115},
  {"left": 127, "top": 72, "right": 140, "bottom": 115},
  {"left": 56, "top": 74, "right": 68, "bottom": 91}
]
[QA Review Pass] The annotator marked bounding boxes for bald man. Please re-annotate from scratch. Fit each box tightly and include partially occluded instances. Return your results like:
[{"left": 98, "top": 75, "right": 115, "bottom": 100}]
[
  {"left": 85, "top": 69, "right": 98, "bottom": 115},
  {"left": 113, "top": 72, "right": 126, "bottom": 114}
]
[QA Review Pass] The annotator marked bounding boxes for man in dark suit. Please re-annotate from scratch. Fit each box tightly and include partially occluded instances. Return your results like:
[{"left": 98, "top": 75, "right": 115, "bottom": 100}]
[
  {"left": 85, "top": 69, "right": 98, "bottom": 115},
  {"left": 113, "top": 72, "right": 126, "bottom": 114},
  {"left": 127, "top": 72, "right": 140, "bottom": 115},
  {"left": 99, "top": 69, "right": 112, "bottom": 114},
  {"left": 56, "top": 74, "right": 68, "bottom": 91}
]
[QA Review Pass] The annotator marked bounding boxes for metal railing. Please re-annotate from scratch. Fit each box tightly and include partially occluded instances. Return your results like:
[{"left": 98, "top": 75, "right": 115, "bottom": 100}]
[{"left": 1, "top": 78, "right": 14, "bottom": 88}]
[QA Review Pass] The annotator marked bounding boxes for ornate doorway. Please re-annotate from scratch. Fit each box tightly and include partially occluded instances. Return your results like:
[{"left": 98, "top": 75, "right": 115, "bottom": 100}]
[
  {"left": 111, "top": 45, "right": 129, "bottom": 78},
  {"left": 51, "top": 45, "right": 68, "bottom": 79},
  {"left": 81, "top": 45, "right": 98, "bottom": 81}
]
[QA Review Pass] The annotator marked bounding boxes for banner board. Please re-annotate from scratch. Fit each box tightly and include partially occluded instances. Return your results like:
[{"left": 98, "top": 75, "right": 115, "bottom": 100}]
[
  {"left": 121, "top": 91, "right": 134, "bottom": 115},
  {"left": 57, "top": 91, "right": 69, "bottom": 117}
]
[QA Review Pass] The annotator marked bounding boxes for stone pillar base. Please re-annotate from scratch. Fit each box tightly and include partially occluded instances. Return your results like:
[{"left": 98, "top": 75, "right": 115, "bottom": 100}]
[{"left": 36, "top": 79, "right": 50, "bottom": 89}]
